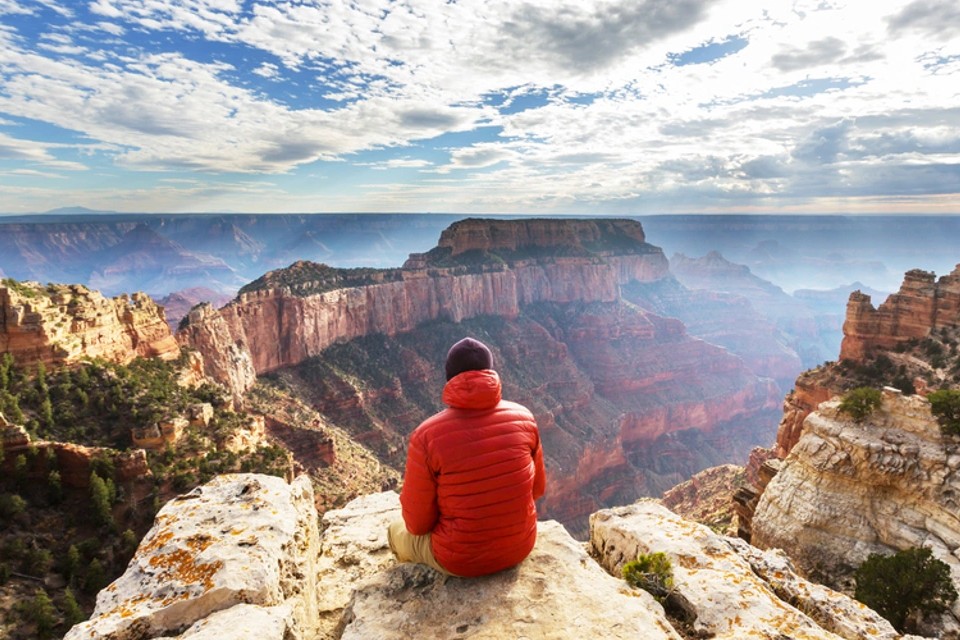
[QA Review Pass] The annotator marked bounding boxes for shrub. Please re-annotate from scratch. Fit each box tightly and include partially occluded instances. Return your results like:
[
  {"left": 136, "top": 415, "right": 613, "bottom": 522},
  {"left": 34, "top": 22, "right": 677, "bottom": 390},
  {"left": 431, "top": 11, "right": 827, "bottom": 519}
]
[
  {"left": 62, "top": 587, "right": 85, "bottom": 626},
  {"left": 24, "top": 588, "right": 57, "bottom": 639},
  {"left": 89, "top": 472, "right": 114, "bottom": 529},
  {"left": 0, "top": 492, "right": 26, "bottom": 520},
  {"left": 838, "top": 387, "right": 883, "bottom": 423},
  {"left": 855, "top": 547, "right": 958, "bottom": 633},
  {"left": 926, "top": 389, "right": 960, "bottom": 436},
  {"left": 622, "top": 551, "right": 674, "bottom": 601}
]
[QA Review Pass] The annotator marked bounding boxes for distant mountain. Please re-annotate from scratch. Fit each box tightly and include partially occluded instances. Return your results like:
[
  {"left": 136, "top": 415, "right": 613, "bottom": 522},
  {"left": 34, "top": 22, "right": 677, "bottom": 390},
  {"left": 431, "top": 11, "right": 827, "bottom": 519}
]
[{"left": 42, "top": 205, "right": 117, "bottom": 215}]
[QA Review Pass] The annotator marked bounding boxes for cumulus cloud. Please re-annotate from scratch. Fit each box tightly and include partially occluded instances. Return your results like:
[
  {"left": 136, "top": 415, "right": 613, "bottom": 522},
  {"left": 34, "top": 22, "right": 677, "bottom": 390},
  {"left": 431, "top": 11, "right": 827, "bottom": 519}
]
[
  {"left": 887, "top": 0, "right": 960, "bottom": 41},
  {"left": 0, "top": 0, "right": 957, "bottom": 213}
]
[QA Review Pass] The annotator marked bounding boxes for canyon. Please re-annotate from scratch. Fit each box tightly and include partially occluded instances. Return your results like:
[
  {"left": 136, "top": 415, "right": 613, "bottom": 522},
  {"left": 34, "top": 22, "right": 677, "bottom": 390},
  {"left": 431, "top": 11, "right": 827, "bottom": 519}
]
[{"left": 180, "top": 218, "right": 784, "bottom": 534}]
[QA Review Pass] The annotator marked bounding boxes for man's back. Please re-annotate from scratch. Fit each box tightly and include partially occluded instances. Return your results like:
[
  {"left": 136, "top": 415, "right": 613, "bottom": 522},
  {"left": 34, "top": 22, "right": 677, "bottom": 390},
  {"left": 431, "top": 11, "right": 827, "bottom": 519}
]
[{"left": 400, "top": 368, "right": 546, "bottom": 577}]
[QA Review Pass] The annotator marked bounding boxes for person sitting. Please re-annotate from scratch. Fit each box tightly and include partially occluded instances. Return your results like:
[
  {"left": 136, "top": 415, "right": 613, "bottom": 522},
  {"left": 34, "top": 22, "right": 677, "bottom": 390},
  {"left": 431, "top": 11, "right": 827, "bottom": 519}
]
[{"left": 388, "top": 337, "right": 547, "bottom": 577}]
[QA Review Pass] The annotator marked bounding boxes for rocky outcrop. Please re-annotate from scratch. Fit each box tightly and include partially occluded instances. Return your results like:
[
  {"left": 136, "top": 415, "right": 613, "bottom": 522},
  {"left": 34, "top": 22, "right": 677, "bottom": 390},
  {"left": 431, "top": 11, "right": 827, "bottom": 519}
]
[
  {"left": 591, "top": 500, "right": 909, "bottom": 640},
  {"left": 752, "top": 389, "right": 960, "bottom": 635},
  {"left": 72, "top": 475, "right": 920, "bottom": 640},
  {"left": 0, "top": 419, "right": 150, "bottom": 488},
  {"left": 660, "top": 463, "right": 745, "bottom": 535},
  {"left": 0, "top": 280, "right": 179, "bottom": 367},
  {"left": 176, "top": 302, "right": 256, "bottom": 405},
  {"left": 775, "top": 369, "right": 837, "bottom": 457},
  {"left": 433, "top": 217, "right": 649, "bottom": 256},
  {"left": 66, "top": 474, "right": 320, "bottom": 640},
  {"left": 841, "top": 265, "right": 960, "bottom": 361}
]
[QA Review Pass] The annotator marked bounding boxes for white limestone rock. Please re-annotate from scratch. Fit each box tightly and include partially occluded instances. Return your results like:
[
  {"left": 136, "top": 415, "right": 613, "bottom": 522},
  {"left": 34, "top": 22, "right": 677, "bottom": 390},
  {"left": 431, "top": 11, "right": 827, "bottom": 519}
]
[
  {"left": 315, "top": 491, "right": 406, "bottom": 637},
  {"left": 333, "top": 494, "right": 681, "bottom": 640},
  {"left": 590, "top": 499, "right": 908, "bottom": 640},
  {"left": 752, "top": 393, "right": 960, "bottom": 634},
  {"left": 152, "top": 604, "right": 291, "bottom": 640},
  {"left": 65, "top": 474, "right": 319, "bottom": 640}
]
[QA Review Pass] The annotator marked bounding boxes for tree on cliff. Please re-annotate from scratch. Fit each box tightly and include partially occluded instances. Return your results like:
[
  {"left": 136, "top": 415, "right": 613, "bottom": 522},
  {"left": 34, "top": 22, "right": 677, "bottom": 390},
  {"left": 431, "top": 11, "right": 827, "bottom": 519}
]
[
  {"left": 838, "top": 387, "right": 882, "bottom": 423},
  {"left": 927, "top": 389, "right": 960, "bottom": 436},
  {"left": 855, "top": 547, "right": 958, "bottom": 633}
]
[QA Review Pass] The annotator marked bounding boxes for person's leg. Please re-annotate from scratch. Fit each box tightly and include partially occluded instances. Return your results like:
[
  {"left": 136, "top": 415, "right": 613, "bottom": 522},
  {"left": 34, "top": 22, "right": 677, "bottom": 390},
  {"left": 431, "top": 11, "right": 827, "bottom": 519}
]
[{"left": 387, "top": 520, "right": 460, "bottom": 577}]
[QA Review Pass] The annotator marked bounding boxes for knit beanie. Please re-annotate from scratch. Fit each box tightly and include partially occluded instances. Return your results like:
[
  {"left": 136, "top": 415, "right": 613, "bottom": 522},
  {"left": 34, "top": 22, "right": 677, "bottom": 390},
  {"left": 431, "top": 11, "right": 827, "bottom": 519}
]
[{"left": 445, "top": 337, "right": 493, "bottom": 381}]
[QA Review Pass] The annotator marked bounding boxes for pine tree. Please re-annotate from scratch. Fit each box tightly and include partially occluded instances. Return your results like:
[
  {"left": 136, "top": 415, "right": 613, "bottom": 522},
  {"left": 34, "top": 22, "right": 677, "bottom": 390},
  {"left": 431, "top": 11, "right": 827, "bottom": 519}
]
[
  {"left": 62, "top": 587, "right": 85, "bottom": 626},
  {"left": 855, "top": 547, "right": 958, "bottom": 632},
  {"left": 89, "top": 472, "right": 114, "bottom": 529},
  {"left": 26, "top": 588, "right": 56, "bottom": 639}
]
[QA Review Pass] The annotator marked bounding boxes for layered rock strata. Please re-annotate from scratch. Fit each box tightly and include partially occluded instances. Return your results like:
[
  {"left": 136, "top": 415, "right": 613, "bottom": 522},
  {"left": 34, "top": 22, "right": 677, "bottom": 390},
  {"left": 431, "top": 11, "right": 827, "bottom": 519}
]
[
  {"left": 841, "top": 265, "right": 960, "bottom": 361},
  {"left": 178, "top": 219, "right": 669, "bottom": 401},
  {"left": 752, "top": 389, "right": 960, "bottom": 634},
  {"left": 591, "top": 500, "right": 910, "bottom": 640},
  {"left": 72, "top": 475, "right": 919, "bottom": 640},
  {"left": 0, "top": 280, "right": 179, "bottom": 367}
]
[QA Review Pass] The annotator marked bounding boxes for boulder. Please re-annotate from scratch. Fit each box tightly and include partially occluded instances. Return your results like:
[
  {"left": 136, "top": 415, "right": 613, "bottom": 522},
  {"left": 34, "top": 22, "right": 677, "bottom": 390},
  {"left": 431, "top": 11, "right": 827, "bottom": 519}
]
[
  {"left": 66, "top": 474, "right": 319, "bottom": 640},
  {"left": 590, "top": 500, "right": 905, "bottom": 640}
]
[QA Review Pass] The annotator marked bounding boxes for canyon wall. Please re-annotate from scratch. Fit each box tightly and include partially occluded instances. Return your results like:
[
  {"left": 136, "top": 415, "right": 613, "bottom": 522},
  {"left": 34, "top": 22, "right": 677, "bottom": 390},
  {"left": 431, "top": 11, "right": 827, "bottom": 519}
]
[
  {"left": 179, "top": 219, "right": 784, "bottom": 535},
  {"left": 752, "top": 389, "right": 960, "bottom": 635},
  {"left": 841, "top": 265, "right": 960, "bottom": 361},
  {"left": 69, "top": 474, "right": 909, "bottom": 640},
  {"left": 0, "top": 280, "right": 179, "bottom": 367},
  {"left": 181, "top": 251, "right": 668, "bottom": 401}
]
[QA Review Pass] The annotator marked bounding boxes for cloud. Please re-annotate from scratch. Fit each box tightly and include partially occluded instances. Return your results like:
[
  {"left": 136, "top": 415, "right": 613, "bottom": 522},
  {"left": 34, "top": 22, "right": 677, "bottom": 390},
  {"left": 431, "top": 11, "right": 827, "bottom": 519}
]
[
  {"left": 887, "top": 0, "right": 960, "bottom": 41},
  {"left": 0, "top": 0, "right": 957, "bottom": 214},
  {"left": 498, "top": 0, "right": 711, "bottom": 74},
  {"left": 771, "top": 37, "right": 847, "bottom": 71},
  {"left": 0, "top": 132, "right": 87, "bottom": 170}
]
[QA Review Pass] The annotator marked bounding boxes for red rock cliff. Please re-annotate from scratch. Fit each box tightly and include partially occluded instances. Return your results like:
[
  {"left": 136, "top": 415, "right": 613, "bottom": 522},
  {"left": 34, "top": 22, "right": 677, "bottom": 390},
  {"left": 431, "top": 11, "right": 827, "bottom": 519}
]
[
  {"left": 0, "top": 280, "right": 180, "bottom": 367},
  {"left": 180, "top": 219, "right": 669, "bottom": 399},
  {"left": 840, "top": 264, "right": 960, "bottom": 361}
]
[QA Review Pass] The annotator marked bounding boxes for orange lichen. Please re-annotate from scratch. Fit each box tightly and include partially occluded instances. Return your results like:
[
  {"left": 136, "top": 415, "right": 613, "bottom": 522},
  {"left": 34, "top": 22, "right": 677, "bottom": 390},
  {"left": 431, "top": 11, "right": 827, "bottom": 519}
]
[{"left": 148, "top": 548, "right": 223, "bottom": 592}]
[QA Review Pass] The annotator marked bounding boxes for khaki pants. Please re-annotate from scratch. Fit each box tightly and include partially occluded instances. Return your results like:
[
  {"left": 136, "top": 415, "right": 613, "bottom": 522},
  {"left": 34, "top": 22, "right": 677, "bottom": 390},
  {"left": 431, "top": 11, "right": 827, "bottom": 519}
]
[{"left": 387, "top": 520, "right": 461, "bottom": 577}]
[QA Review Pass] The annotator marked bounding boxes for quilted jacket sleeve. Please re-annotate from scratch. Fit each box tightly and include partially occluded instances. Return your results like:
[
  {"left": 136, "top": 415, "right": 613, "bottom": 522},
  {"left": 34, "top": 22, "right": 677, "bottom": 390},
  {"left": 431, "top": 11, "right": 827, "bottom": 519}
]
[
  {"left": 399, "top": 429, "right": 439, "bottom": 535},
  {"left": 532, "top": 435, "right": 546, "bottom": 500}
]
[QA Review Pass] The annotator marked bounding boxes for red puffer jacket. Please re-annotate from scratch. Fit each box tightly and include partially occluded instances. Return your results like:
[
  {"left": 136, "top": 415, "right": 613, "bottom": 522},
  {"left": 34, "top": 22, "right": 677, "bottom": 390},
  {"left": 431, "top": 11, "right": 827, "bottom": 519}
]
[{"left": 399, "top": 369, "right": 546, "bottom": 577}]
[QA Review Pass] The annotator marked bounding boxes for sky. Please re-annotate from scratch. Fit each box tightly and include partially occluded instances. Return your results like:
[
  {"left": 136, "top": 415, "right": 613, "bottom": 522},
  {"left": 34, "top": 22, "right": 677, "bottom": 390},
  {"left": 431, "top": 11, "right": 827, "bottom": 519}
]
[{"left": 0, "top": 0, "right": 958, "bottom": 215}]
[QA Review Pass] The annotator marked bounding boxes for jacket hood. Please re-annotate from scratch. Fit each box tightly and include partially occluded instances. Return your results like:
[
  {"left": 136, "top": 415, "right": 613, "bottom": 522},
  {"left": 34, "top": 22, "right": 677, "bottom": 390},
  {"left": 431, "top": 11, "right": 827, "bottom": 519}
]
[{"left": 442, "top": 369, "right": 502, "bottom": 409}]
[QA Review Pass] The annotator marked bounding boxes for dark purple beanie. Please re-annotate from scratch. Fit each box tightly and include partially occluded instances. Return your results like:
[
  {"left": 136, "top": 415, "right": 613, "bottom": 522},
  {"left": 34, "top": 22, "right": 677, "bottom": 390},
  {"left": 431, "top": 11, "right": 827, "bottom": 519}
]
[{"left": 445, "top": 337, "right": 493, "bottom": 381}]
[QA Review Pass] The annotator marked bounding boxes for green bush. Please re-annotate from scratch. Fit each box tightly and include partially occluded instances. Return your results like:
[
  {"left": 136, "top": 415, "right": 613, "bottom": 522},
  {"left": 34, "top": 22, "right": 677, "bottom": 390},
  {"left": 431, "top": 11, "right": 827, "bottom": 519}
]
[
  {"left": 855, "top": 547, "right": 958, "bottom": 633},
  {"left": 927, "top": 389, "right": 960, "bottom": 436},
  {"left": 24, "top": 588, "right": 57, "bottom": 639},
  {"left": 622, "top": 551, "right": 674, "bottom": 601},
  {"left": 838, "top": 387, "right": 883, "bottom": 423},
  {"left": 0, "top": 492, "right": 27, "bottom": 521}
]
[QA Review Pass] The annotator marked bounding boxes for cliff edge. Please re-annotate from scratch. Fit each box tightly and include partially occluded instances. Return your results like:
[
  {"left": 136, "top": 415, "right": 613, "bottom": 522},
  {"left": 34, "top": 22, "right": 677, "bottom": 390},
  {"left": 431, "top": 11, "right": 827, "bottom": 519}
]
[{"left": 69, "top": 474, "right": 915, "bottom": 640}]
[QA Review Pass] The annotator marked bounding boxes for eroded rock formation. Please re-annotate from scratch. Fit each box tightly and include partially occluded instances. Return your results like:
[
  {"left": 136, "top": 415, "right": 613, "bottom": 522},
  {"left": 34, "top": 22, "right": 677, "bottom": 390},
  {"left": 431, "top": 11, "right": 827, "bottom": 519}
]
[
  {"left": 70, "top": 475, "right": 925, "bottom": 640},
  {"left": 841, "top": 265, "right": 960, "bottom": 361},
  {"left": 180, "top": 219, "right": 669, "bottom": 402},
  {"left": 0, "top": 280, "right": 179, "bottom": 367},
  {"left": 752, "top": 389, "right": 960, "bottom": 636}
]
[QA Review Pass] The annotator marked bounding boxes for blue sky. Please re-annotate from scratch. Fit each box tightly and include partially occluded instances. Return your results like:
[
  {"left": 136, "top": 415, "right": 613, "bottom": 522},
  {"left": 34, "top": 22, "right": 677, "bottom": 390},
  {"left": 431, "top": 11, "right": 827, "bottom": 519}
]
[{"left": 0, "top": 0, "right": 958, "bottom": 214}]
